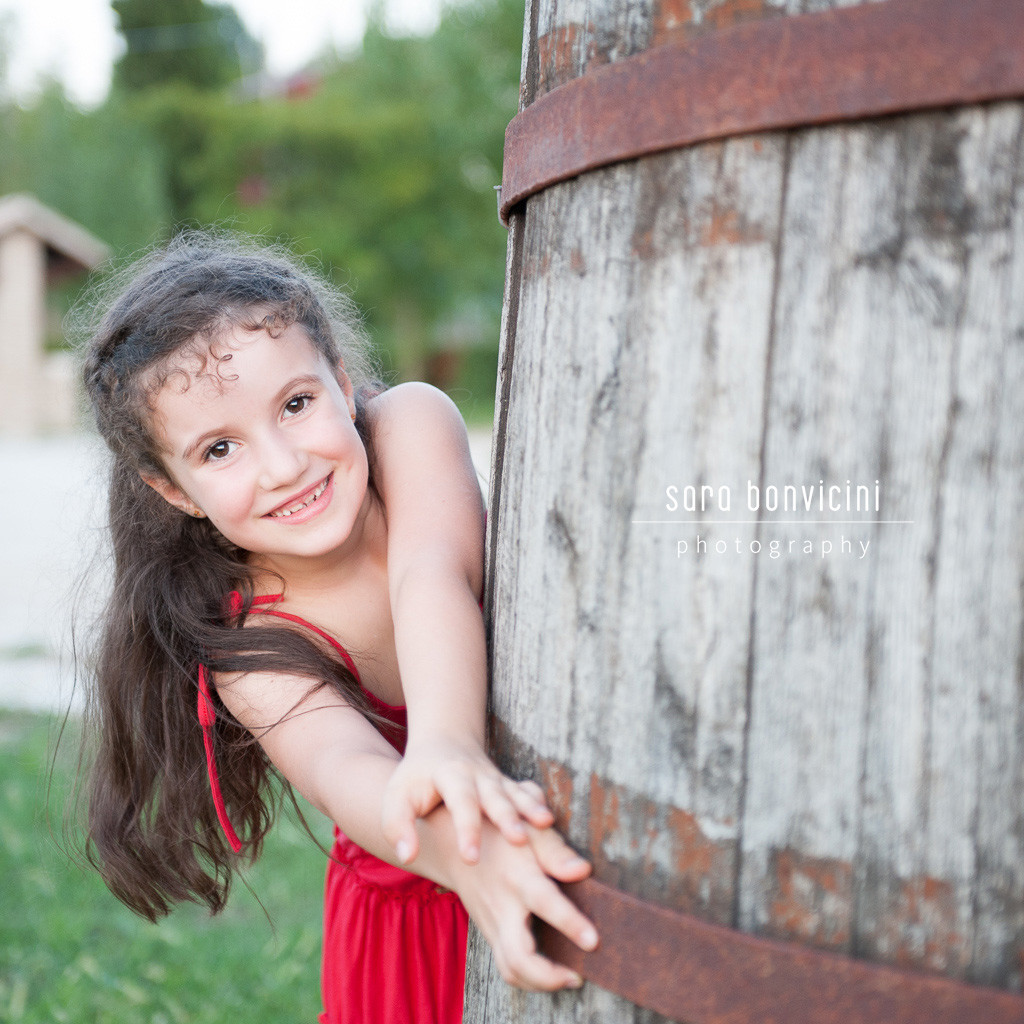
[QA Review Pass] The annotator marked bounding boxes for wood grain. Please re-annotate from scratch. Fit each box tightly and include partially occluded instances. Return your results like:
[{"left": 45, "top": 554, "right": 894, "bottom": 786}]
[{"left": 467, "top": 2, "right": 1024, "bottom": 1021}]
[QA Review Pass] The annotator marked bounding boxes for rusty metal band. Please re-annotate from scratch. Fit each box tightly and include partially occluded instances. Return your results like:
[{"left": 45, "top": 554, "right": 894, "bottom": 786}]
[
  {"left": 499, "top": 0, "right": 1024, "bottom": 225},
  {"left": 535, "top": 877, "right": 1024, "bottom": 1024}
]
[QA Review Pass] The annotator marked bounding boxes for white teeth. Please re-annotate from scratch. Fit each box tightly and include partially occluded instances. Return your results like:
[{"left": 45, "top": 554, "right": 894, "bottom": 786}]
[{"left": 269, "top": 477, "right": 329, "bottom": 518}]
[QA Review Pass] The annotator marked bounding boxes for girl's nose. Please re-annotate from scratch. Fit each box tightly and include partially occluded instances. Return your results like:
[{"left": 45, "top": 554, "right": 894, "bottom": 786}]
[{"left": 256, "top": 431, "right": 309, "bottom": 491}]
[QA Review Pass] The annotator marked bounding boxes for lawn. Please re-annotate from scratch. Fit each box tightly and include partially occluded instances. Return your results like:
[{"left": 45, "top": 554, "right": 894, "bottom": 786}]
[{"left": 0, "top": 709, "right": 331, "bottom": 1023}]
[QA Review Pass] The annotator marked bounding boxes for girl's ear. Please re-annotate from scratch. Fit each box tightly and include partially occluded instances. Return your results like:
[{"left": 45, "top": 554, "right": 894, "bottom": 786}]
[
  {"left": 335, "top": 360, "right": 356, "bottom": 420},
  {"left": 140, "top": 472, "right": 204, "bottom": 518}
]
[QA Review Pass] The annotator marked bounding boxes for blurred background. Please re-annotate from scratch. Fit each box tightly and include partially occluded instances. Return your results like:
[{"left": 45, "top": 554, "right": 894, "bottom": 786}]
[
  {"left": 0, "top": 1, "right": 519, "bottom": 1018},
  {"left": 1, "top": 0, "right": 522, "bottom": 414}
]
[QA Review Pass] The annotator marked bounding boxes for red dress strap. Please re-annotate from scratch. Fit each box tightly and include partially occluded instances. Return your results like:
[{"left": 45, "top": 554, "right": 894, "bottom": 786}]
[
  {"left": 198, "top": 663, "right": 243, "bottom": 853},
  {"left": 245, "top": 594, "right": 363, "bottom": 686},
  {"left": 199, "top": 591, "right": 395, "bottom": 853}
]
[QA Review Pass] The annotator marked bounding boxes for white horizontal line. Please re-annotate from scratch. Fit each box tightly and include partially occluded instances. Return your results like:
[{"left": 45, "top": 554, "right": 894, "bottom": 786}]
[{"left": 630, "top": 520, "right": 914, "bottom": 525}]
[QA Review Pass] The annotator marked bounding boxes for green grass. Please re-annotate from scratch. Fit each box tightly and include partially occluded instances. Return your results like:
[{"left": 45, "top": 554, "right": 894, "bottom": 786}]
[{"left": 0, "top": 710, "right": 332, "bottom": 1023}]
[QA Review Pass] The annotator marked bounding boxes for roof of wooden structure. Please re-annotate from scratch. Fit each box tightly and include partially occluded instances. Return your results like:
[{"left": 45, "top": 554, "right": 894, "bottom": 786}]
[{"left": 0, "top": 193, "right": 109, "bottom": 272}]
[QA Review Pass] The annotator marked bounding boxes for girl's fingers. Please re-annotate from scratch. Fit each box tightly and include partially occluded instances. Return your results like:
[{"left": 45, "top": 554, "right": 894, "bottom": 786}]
[
  {"left": 502, "top": 950, "right": 584, "bottom": 992},
  {"left": 501, "top": 778, "right": 555, "bottom": 828},
  {"left": 381, "top": 795, "right": 421, "bottom": 863},
  {"left": 515, "top": 779, "right": 546, "bottom": 801},
  {"left": 381, "top": 773, "right": 443, "bottom": 862},
  {"left": 528, "top": 824, "right": 593, "bottom": 882},
  {"left": 507, "top": 778, "right": 548, "bottom": 807},
  {"left": 520, "top": 872, "right": 598, "bottom": 958},
  {"left": 438, "top": 774, "right": 484, "bottom": 863},
  {"left": 496, "top": 916, "right": 585, "bottom": 992},
  {"left": 477, "top": 775, "right": 529, "bottom": 844}
]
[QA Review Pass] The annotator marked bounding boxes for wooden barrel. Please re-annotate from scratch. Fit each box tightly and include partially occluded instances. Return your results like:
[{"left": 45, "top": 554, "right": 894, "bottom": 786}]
[{"left": 465, "top": 0, "right": 1024, "bottom": 1022}]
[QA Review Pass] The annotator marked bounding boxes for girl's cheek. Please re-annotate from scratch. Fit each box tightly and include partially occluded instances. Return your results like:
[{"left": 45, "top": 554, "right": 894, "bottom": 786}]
[
  {"left": 231, "top": 485, "right": 260, "bottom": 522},
  {"left": 202, "top": 478, "right": 256, "bottom": 526}
]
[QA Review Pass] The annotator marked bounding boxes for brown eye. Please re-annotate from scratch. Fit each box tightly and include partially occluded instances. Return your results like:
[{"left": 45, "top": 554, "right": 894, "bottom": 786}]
[
  {"left": 205, "top": 440, "right": 236, "bottom": 461},
  {"left": 284, "top": 394, "right": 312, "bottom": 416}
]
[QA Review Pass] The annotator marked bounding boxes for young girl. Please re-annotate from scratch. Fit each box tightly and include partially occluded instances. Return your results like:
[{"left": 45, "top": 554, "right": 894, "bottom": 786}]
[{"left": 78, "top": 232, "right": 598, "bottom": 1023}]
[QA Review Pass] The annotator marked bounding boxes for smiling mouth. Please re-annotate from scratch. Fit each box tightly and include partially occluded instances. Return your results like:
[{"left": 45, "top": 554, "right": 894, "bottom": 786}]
[{"left": 267, "top": 475, "right": 331, "bottom": 518}]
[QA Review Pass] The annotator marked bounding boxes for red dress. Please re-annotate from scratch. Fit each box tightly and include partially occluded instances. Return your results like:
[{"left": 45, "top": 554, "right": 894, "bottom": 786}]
[{"left": 198, "top": 594, "right": 469, "bottom": 1024}]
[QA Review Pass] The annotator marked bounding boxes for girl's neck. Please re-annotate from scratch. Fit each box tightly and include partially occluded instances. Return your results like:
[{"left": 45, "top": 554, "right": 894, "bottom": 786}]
[{"left": 247, "top": 483, "right": 387, "bottom": 604}]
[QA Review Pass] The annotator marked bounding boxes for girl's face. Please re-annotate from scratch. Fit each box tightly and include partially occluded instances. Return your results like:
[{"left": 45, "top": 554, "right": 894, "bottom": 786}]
[{"left": 143, "top": 322, "right": 370, "bottom": 569}]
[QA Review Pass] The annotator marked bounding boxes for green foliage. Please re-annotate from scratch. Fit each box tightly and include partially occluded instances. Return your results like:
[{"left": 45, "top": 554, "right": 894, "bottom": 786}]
[
  {"left": 111, "top": 0, "right": 262, "bottom": 93},
  {"left": 0, "top": 87, "right": 170, "bottom": 253},
  {"left": 0, "top": 13, "right": 12, "bottom": 96},
  {"left": 123, "top": 0, "right": 521, "bottom": 386},
  {"left": 0, "top": 0, "right": 525, "bottom": 408},
  {"left": 0, "top": 710, "right": 327, "bottom": 1023}
]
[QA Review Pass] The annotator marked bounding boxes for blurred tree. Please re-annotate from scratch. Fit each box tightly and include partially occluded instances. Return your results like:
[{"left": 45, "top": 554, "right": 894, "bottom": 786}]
[
  {"left": 0, "top": 73, "right": 170, "bottom": 350},
  {"left": 0, "top": 85, "right": 170, "bottom": 253},
  {"left": 0, "top": 12, "right": 11, "bottom": 96},
  {"left": 111, "top": 0, "right": 262, "bottom": 92},
  {"left": 115, "top": 0, "right": 522, "bottom": 391},
  {"left": 0, "top": 0, "right": 523, "bottom": 411},
  {"left": 0, "top": 14, "right": 14, "bottom": 139}
]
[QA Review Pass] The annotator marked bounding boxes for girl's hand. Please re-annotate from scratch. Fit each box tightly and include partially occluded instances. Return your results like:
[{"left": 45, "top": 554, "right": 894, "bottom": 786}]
[
  {"left": 444, "top": 819, "right": 599, "bottom": 991},
  {"left": 381, "top": 736, "right": 555, "bottom": 865}
]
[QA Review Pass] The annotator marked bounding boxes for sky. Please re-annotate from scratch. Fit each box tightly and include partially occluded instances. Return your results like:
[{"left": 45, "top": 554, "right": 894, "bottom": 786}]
[{"left": 0, "top": 0, "right": 442, "bottom": 106}]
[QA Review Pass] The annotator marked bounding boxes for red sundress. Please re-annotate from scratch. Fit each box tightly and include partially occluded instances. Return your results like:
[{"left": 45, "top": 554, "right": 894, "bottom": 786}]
[{"left": 198, "top": 593, "right": 468, "bottom": 1024}]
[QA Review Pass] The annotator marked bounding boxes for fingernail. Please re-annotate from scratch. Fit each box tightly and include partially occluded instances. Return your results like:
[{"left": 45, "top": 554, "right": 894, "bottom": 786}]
[
  {"left": 464, "top": 843, "right": 479, "bottom": 861},
  {"left": 396, "top": 840, "right": 412, "bottom": 863},
  {"left": 567, "top": 972, "right": 584, "bottom": 989},
  {"left": 581, "top": 927, "right": 599, "bottom": 950}
]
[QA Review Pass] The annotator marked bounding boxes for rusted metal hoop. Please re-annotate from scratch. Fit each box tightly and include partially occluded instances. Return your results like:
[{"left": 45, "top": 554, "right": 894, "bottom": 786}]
[
  {"left": 536, "top": 877, "right": 1024, "bottom": 1024},
  {"left": 487, "top": 719, "right": 1024, "bottom": 1021},
  {"left": 499, "top": 0, "right": 1024, "bottom": 225}
]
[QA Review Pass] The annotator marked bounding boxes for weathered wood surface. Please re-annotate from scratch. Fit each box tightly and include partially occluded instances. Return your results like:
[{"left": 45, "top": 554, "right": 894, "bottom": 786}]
[{"left": 467, "top": 1, "right": 1024, "bottom": 1021}]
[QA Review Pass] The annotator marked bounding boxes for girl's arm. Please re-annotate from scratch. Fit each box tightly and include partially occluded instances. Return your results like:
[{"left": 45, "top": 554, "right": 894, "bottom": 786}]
[
  {"left": 368, "top": 383, "right": 554, "bottom": 864},
  {"left": 213, "top": 669, "right": 599, "bottom": 990}
]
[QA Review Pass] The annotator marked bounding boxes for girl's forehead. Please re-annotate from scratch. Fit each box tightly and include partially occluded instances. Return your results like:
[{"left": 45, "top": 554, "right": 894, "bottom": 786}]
[
  {"left": 163, "top": 336, "right": 234, "bottom": 383},
  {"left": 144, "top": 324, "right": 334, "bottom": 453},
  {"left": 148, "top": 322, "right": 323, "bottom": 398}
]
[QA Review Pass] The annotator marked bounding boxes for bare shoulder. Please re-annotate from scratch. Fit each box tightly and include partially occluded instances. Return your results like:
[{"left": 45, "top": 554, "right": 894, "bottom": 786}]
[
  {"left": 210, "top": 664, "right": 398, "bottom": 818},
  {"left": 364, "top": 383, "right": 484, "bottom": 584},
  {"left": 212, "top": 664, "right": 389, "bottom": 762},
  {"left": 365, "top": 382, "right": 477, "bottom": 500},
  {"left": 212, "top": 664, "right": 333, "bottom": 729},
  {"left": 365, "top": 382, "right": 467, "bottom": 449}
]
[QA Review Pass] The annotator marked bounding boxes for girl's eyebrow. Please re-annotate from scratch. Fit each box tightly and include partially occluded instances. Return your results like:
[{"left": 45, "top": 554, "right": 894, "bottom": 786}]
[
  {"left": 272, "top": 373, "right": 325, "bottom": 402},
  {"left": 179, "top": 373, "right": 327, "bottom": 461}
]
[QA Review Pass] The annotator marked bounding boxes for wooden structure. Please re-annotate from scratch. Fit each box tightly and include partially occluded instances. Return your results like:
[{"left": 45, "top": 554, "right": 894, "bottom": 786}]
[
  {"left": 0, "top": 194, "right": 109, "bottom": 434},
  {"left": 466, "top": 1, "right": 1024, "bottom": 1021}
]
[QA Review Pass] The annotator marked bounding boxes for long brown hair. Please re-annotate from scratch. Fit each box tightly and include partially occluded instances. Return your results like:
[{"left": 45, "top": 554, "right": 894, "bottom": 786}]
[{"left": 76, "top": 231, "right": 389, "bottom": 921}]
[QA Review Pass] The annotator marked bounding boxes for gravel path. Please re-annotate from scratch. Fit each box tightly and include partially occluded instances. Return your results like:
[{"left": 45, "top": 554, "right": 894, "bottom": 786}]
[{"left": 0, "top": 426, "right": 494, "bottom": 714}]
